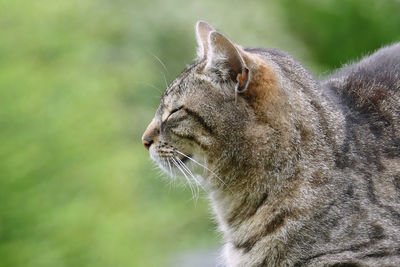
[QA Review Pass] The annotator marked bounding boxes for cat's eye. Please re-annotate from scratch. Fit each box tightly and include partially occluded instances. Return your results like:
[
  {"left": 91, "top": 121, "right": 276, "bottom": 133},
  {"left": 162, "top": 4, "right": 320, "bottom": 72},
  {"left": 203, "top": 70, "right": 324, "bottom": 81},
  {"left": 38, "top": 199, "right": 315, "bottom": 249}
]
[
  {"left": 167, "top": 106, "right": 184, "bottom": 119},
  {"left": 161, "top": 106, "right": 184, "bottom": 133}
]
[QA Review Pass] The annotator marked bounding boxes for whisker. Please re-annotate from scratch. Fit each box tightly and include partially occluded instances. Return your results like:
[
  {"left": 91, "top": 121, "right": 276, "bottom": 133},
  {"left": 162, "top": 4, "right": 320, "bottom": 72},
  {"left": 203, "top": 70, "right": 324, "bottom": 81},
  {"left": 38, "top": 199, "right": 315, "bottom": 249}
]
[
  {"left": 162, "top": 72, "right": 169, "bottom": 89},
  {"left": 174, "top": 150, "right": 232, "bottom": 193},
  {"left": 145, "top": 50, "right": 171, "bottom": 92},
  {"left": 144, "top": 82, "right": 163, "bottom": 94},
  {"left": 175, "top": 156, "right": 201, "bottom": 201},
  {"left": 176, "top": 157, "right": 199, "bottom": 184},
  {"left": 171, "top": 157, "right": 197, "bottom": 198},
  {"left": 147, "top": 50, "right": 169, "bottom": 75},
  {"left": 175, "top": 157, "right": 206, "bottom": 192},
  {"left": 133, "top": 81, "right": 163, "bottom": 94},
  {"left": 166, "top": 157, "right": 173, "bottom": 177}
]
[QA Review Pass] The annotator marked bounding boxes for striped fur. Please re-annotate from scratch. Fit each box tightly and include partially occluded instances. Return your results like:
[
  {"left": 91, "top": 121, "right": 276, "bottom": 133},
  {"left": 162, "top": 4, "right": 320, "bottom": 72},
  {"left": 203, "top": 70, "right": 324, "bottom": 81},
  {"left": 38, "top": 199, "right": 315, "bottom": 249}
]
[{"left": 142, "top": 22, "right": 400, "bottom": 266}]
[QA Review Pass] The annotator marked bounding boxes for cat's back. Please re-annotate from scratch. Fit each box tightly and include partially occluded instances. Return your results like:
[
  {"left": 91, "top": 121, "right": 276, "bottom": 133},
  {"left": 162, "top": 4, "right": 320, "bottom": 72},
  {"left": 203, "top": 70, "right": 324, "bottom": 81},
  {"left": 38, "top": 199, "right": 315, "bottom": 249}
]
[
  {"left": 323, "top": 43, "right": 400, "bottom": 169},
  {"left": 297, "top": 43, "right": 400, "bottom": 267},
  {"left": 323, "top": 43, "right": 400, "bottom": 133}
]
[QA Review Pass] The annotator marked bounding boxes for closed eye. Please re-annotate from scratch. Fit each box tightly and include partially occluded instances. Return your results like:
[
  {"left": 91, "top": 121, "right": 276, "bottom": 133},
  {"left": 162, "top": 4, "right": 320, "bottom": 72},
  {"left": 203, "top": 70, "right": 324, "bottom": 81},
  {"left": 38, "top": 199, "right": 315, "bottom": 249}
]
[
  {"left": 161, "top": 106, "right": 213, "bottom": 135},
  {"left": 161, "top": 106, "right": 184, "bottom": 132},
  {"left": 168, "top": 106, "right": 184, "bottom": 118}
]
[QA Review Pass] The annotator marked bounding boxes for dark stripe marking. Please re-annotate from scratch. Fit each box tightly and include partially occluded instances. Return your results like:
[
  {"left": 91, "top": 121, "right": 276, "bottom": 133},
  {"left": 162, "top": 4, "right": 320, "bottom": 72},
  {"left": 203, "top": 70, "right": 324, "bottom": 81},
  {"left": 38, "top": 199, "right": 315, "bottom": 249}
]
[
  {"left": 234, "top": 209, "right": 293, "bottom": 253},
  {"left": 183, "top": 107, "right": 214, "bottom": 134},
  {"left": 172, "top": 131, "right": 208, "bottom": 150},
  {"left": 227, "top": 192, "right": 268, "bottom": 226}
]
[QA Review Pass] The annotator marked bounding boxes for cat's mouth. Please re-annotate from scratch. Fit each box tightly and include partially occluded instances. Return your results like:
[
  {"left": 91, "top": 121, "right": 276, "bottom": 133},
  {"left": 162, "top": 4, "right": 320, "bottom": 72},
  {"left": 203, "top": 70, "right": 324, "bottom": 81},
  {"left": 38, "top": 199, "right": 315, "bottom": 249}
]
[
  {"left": 150, "top": 148, "right": 193, "bottom": 173},
  {"left": 160, "top": 154, "right": 191, "bottom": 170},
  {"left": 157, "top": 153, "right": 204, "bottom": 190},
  {"left": 180, "top": 155, "right": 190, "bottom": 163}
]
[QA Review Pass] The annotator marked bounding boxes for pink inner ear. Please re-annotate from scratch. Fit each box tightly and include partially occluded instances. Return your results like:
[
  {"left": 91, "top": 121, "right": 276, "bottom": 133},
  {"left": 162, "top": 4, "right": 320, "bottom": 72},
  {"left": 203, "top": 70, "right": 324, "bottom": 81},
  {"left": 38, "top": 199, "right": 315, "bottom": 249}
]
[{"left": 236, "top": 68, "right": 250, "bottom": 92}]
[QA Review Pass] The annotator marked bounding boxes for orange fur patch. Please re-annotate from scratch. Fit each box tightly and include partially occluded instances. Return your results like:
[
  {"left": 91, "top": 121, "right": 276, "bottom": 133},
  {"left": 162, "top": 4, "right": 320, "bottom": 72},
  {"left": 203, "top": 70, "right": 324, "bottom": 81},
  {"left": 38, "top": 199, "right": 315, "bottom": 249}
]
[
  {"left": 240, "top": 52, "right": 289, "bottom": 130},
  {"left": 243, "top": 53, "right": 280, "bottom": 108}
]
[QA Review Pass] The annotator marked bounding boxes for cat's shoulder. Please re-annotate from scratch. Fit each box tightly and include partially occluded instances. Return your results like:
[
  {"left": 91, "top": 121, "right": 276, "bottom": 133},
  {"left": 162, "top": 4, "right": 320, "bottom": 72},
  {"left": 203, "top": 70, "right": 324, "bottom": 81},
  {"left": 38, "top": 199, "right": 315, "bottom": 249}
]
[{"left": 322, "top": 43, "right": 400, "bottom": 124}]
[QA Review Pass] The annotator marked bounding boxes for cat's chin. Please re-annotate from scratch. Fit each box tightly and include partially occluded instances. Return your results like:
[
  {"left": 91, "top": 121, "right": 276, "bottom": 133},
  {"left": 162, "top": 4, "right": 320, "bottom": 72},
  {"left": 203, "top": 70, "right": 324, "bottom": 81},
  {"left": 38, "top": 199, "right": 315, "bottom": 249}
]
[
  {"left": 149, "top": 148, "right": 171, "bottom": 175},
  {"left": 149, "top": 147, "right": 208, "bottom": 187}
]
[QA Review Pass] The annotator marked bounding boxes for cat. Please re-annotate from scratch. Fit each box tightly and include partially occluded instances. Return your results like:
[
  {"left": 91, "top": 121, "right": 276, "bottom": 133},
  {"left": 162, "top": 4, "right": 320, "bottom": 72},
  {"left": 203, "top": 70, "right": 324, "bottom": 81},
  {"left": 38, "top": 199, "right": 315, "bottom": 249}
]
[{"left": 142, "top": 21, "right": 400, "bottom": 267}]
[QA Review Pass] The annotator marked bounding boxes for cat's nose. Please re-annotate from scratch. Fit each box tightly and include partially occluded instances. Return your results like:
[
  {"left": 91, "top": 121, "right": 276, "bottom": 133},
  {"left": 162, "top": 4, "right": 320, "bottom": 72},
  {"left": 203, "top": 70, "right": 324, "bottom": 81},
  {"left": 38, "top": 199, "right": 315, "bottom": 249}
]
[
  {"left": 142, "top": 118, "right": 159, "bottom": 150},
  {"left": 142, "top": 137, "right": 153, "bottom": 150}
]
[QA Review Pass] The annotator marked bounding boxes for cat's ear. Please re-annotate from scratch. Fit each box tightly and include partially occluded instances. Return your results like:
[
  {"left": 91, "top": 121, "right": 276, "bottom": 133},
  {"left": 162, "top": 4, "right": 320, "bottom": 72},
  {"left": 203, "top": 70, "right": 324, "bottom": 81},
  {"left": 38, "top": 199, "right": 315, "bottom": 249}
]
[
  {"left": 206, "top": 31, "right": 250, "bottom": 93},
  {"left": 195, "top": 21, "right": 215, "bottom": 59}
]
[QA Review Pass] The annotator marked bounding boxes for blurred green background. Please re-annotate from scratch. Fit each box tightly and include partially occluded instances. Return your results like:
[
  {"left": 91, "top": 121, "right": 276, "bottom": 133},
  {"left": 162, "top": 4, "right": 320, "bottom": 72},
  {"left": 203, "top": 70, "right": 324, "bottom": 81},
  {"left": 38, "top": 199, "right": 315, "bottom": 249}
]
[{"left": 0, "top": 0, "right": 399, "bottom": 266}]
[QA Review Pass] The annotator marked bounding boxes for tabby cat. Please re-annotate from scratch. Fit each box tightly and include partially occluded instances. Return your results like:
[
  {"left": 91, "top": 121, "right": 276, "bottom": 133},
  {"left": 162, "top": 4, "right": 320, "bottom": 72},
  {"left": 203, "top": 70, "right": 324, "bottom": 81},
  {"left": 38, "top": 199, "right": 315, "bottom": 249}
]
[{"left": 142, "top": 21, "right": 400, "bottom": 266}]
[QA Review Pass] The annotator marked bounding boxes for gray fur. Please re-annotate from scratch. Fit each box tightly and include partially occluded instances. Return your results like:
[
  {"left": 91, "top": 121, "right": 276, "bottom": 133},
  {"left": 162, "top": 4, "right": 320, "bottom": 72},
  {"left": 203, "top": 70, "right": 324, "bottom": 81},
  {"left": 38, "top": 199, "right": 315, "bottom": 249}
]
[{"left": 142, "top": 22, "right": 400, "bottom": 266}]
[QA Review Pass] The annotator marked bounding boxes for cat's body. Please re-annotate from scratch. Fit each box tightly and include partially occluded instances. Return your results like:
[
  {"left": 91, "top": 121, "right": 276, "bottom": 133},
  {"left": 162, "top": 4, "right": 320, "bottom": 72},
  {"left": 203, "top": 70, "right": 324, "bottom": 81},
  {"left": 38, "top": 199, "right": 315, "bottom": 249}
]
[{"left": 142, "top": 21, "right": 400, "bottom": 266}]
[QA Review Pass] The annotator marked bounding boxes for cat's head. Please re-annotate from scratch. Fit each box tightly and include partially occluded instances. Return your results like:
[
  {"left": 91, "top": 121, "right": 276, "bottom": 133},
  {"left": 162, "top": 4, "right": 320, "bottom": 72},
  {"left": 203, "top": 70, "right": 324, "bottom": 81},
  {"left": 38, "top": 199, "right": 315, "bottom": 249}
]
[{"left": 142, "top": 21, "right": 317, "bottom": 189}]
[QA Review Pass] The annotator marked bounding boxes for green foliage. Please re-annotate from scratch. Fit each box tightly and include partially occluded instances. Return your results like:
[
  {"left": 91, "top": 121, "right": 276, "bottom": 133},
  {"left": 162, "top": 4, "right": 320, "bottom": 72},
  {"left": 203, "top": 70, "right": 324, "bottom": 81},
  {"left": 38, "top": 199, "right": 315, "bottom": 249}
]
[
  {"left": 0, "top": 0, "right": 398, "bottom": 266},
  {"left": 280, "top": 0, "right": 400, "bottom": 71},
  {"left": 0, "top": 1, "right": 215, "bottom": 266}
]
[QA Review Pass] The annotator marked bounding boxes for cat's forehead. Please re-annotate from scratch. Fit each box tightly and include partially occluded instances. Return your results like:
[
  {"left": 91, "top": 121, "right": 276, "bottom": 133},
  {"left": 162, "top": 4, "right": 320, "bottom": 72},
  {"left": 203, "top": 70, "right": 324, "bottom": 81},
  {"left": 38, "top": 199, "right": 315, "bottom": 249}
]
[
  {"left": 162, "top": 88, "right": 185, "bottom": 109},
  {"left": 164, "top": 60, "right": 204, "bottom": 95},
  {"left": 160, "top": 62, "right": 204, "bottom": 107},
  {"left": 156, "top": 90, "right": 183, "bottom": 122},
  {"left": 157, "top": 78, "right": 193, "bottom": 120}
]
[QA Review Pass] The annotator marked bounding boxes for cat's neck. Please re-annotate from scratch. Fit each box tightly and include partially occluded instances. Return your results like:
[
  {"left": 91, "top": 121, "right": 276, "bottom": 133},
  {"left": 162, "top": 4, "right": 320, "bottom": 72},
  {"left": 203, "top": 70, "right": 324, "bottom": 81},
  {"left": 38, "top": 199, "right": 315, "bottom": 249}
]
[
  {"left": 204, "top": 118, "right": 341, "bottom": 259},
  {"left": 208, "top": 161, "right": 305, "bottom": 224},
  {"left": 206, "top": 154, "right": 341, "bottom": 266}
]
